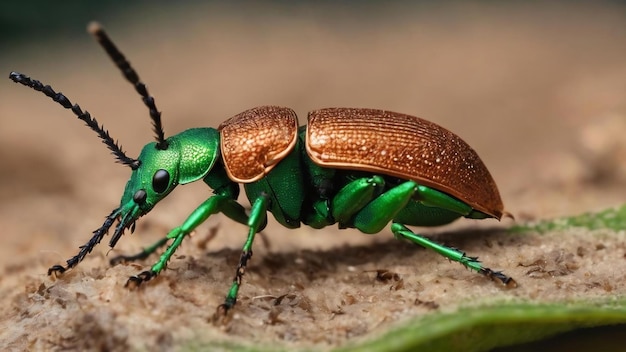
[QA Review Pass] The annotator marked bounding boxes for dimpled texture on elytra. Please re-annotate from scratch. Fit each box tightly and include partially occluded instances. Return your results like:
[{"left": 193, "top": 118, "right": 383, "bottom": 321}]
[
  {"left": 219, "top": 106, "right": 299, "bottom": 183},
  {"left": 306, "top": 108, "right": 503, "bottom": 218}
]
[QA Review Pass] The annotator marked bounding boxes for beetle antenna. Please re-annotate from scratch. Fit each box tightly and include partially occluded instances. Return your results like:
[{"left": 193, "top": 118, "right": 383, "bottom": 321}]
[
  {"left": 88, "top": 22, "right": 169, "bottom": 150},
  {"left": 48, "top": 207, "right": 121, "bottom": 275},
  {"left": 9, "top": 72, "right": 141, "bottom": 170}
]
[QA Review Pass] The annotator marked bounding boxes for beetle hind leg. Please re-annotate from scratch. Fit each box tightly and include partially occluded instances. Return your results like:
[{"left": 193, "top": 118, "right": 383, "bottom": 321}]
[{"left": 391, "top": 223, "right": 517, "bottom": 288}]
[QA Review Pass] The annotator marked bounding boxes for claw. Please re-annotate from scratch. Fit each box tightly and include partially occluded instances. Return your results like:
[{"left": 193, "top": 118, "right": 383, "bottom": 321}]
[
  {"left": 138, "top": 270, "right": 155, "bottom": 281},
  {"left": 125, "top": 276, "right": 143, "bottom": 289},
  {"left": 493, "top": 271, "right": 518, "bottom": 289},
  {"left": 480, "top": 268, "right": 518, "bottom": 288},
  {"left": 211, "top": 304, "right": 233, "bottom": 325},
  {"left": 110, "top": 255, "right": 128, "bottom": 266},
  {"left": 47, "top": 264, "right": 67, "bottom": 277},
  {"left": 216, "top": 304, "right": 229, "bottom": 316},
  {"left": 124, "top": 270, "right": 156, "bottom": 289}
]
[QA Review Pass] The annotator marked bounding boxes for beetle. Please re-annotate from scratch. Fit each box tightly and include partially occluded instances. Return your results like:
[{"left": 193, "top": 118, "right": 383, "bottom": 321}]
[{"left": 10, "top": 22, "right": 515, "bottom": 316}]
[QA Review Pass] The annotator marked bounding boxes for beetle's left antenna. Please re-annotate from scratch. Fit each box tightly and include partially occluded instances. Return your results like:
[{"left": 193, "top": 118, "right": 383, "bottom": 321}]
[
  {"left": 8, "top": 72, "right": 141, "bottom": 169},
  {"left": 88, "top": 22, "right": 169, "bottom": 150}
]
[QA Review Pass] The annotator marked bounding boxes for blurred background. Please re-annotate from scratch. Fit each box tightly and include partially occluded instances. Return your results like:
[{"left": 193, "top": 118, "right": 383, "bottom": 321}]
[{"left": 1, "top": 1, "right": 625, "bottom": 349}]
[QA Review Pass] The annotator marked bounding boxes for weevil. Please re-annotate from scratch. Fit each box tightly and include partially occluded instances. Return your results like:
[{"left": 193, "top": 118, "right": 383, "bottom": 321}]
[{"left": 10, "top": 22, "right": 516, "bottom": 316}]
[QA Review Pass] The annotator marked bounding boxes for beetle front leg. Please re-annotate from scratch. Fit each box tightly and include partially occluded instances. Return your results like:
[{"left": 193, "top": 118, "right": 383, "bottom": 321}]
[
  {"left": 125, "top": 194, "right": 248, "bottom": 288},
  {"left": 391, "top": 223, "right": 517, "bottom": 288},
  {"left": 215, "top": 193, "right": 269, "bottom": 318}
]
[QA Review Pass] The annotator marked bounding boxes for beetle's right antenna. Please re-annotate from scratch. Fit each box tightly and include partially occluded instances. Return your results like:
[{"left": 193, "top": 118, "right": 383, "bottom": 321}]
[
  {"left": 87, "top": 22, "right": 169, "bottom": 150},
  {"left": 9, "top": 72, "right": 141, "bottom": 170}
]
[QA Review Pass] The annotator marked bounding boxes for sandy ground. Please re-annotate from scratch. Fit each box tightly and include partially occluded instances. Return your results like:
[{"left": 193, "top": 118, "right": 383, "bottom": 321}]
[{"left": 1, "top": 2, "right": 625, "bottom": 351}]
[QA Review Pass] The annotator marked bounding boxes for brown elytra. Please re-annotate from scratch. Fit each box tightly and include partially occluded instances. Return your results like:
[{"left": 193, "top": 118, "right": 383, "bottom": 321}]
[
  {"left": 219, "top": 106, "right": 299, "bottom": 183},
  {"left": 306, "top": 108, "right": 504, "bottom": 219},
  {"left": 219, "top": 106, "right": 503, "bottom": 219}
]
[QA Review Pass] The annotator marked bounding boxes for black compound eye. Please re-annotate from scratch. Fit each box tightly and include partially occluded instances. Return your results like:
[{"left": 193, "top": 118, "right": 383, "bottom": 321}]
[
  {"left": 133, "top": 189, "right": 147, "bottom": 204},
  {"left": 152, "top": 169, "right": 170, "bottom": 194}
]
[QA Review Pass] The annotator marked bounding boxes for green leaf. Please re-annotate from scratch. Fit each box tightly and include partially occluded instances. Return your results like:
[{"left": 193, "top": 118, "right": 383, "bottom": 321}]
[
  {"left": 511, "top": 204, "right": 626, "bottom": 233},
  {"left": 339, "top": 300, "right": 626, "bottom": 352}
]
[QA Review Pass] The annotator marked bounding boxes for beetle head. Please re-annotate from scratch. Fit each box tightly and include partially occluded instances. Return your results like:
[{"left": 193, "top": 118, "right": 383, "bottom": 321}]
[
  {"left": 110, "top": 128, "right": 220, "bottom": 247},
  {"left": 10, "top": 24, "right": 226, "bottom": 267}
]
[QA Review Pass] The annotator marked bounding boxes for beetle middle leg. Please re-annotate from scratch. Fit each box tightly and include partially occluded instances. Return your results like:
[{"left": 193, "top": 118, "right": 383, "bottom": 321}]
[{"left": 215, "top": 193, "right": 270, "bottom": 318}]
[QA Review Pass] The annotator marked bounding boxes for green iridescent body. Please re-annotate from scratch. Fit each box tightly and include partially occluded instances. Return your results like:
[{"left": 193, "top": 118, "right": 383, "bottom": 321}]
[
  {"left": 9, "top": 22, "right": 514, "bottom": 318},
  {"left": 116, "top": 126, "right": 506, "bottom": 312}
]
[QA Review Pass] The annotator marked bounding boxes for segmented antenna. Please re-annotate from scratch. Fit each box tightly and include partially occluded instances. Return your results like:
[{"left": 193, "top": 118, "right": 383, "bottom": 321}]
[
  {"left": 48, "top": 207, "right": 120, "bottom": 275},
  {"left": 9, "top": 72, "right": 141, "bottom": 170},
  {"left": 88, "top": 22, "right": 169, "bottom": 150}
]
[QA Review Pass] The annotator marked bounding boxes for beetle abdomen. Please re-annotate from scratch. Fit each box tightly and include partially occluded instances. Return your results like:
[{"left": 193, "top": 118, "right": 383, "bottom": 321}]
[
  {"left": 219, "top": 106, "right": 299, "bottom": 183},
  {"left": 305, "top": 108, "right": 504, "bottom": 219}
]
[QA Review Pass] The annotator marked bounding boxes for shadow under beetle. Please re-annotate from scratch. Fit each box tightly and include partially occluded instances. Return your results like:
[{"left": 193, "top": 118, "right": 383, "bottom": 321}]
[{"left": 9, "top": 22, "right": 516, "bottom": 317}]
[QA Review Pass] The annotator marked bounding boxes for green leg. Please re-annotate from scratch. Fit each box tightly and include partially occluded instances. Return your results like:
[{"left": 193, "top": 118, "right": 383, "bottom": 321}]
[
  {"left": 109, "top": 236, "right": 170, "bottom": 266},
  {"left": 125, "top": 194, "right": 248, "bottom": 288},
  {"left": 391, "top": 223, "right": 516, "bottom": 287},
  {"left": 303, "top": 199, "right": 333, "bottom": 229},
  {"left": 335, "top": 179, "right": 458, "bottom": 234},
  {"left": 413, "top": 185, "right": 473, "bottom": 216},
  {"left": 303, "top": 175, "right": 385, "bottom": 229},
  {"left": 332, "top": 175, "right": 385, "bottom": 226},
  {"left": 332, "top": 179, "right": 472, "bottom": 233},
  {"left": 353, "top": 181, "right": 419, "bottom": 234},
  {"left": 345, "top": 180, "right": 515, "bottom": 286},
  {"left": 112, "top": 193, "right": 249, "bottom": 267},
  {"left": 216, "top": 194, "right": 270, "bottom": 316}
]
